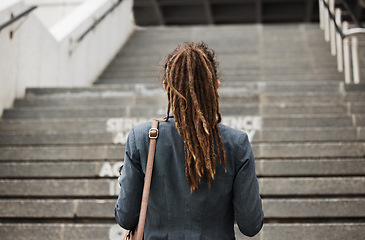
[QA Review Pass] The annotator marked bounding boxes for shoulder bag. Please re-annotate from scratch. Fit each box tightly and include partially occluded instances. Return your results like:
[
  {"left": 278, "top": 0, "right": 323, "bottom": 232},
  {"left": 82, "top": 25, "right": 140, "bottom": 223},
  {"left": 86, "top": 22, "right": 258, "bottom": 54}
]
[{"left": 124, "top": 119, "right": 159, "bottom": 240}]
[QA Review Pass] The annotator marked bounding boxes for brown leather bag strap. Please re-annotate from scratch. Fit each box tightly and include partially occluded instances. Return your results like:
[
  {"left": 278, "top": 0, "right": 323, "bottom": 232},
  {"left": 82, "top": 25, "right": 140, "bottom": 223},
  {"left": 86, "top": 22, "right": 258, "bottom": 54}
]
[{"left": 134, "top": 119, "right": 159, "bottom": 240}]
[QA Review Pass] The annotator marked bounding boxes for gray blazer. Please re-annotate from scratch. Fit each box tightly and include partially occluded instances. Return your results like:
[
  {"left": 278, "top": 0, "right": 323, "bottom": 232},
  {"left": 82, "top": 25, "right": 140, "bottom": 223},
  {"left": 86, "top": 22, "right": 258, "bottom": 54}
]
[{"left": 115, "top": 117, "right": 264, "bottom": 239}]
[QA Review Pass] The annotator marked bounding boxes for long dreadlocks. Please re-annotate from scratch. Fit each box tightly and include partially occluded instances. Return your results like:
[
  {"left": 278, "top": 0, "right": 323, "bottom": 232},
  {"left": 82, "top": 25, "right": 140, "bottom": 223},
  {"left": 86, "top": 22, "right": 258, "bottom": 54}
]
[{"left": 162, "top": 42, "right": 226, "bottom": 192}]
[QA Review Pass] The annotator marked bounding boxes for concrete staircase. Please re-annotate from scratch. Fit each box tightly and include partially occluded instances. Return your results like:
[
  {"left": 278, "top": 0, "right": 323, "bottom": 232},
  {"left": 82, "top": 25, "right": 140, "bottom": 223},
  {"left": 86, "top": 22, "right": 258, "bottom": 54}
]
[{"left": 1, "top": 24, "right": 365, "bottom": 239}]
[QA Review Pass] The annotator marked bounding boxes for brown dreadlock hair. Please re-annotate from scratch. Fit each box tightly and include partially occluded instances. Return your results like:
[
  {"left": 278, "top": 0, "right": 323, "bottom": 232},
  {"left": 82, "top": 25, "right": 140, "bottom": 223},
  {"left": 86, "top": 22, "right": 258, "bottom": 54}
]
[{"left": 162, "top": 42, "right": 226, "bottom": 192}]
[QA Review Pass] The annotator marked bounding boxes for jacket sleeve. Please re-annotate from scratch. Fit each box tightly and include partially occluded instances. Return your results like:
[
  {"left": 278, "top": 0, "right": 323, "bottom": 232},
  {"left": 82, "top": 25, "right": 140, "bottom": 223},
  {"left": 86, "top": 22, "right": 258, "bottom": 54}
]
[
  {"left": 233, "top": 133, "right": 264, "bottom": 237},
  {"left": 114, "top": 128, "right": 144, "bottom": 230}
]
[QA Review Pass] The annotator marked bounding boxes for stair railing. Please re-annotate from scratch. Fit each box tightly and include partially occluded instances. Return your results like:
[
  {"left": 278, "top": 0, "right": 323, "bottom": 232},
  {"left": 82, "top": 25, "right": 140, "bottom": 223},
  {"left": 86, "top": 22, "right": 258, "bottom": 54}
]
[
  {"left": 76, "top": 0, "right": 123, "bottom": 43},
  {"left": 319, "top": 0, "right": 364, "bottom": 84},
  {"left": 65, "top": 0, "right": 124, "bottom": 56},
  {"left": 0, "top": 5, "right": 37, "bottom": 32}
]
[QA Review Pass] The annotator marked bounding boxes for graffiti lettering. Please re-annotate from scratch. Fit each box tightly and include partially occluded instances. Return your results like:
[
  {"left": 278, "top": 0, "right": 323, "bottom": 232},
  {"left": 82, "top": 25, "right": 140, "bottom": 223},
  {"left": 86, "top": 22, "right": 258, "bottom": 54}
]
[
  {"left": 106, "top": 116, "right": 261, "bottom": 144},
  {"left": 109, "top": 180, "right": 121, "bottom": 196},
  {"left": 99, "top": 162, "right": 123, "bottom": 177},
  {"left": 223, "top": 116, "right": 261, "bottom": 141},
  {"left": 222, "top": 116, "right": 261, "bottom": 130},
  {"left": 106, "top": 118, "right": 148, "bottom": 145}
]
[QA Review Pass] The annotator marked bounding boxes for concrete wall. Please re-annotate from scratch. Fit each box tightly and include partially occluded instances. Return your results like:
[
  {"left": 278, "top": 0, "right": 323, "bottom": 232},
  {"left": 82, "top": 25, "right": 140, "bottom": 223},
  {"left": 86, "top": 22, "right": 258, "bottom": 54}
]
[
  {"left": 0, "top": 0, "right": 135, "bottom": 117},
  {"left": 24, "top": 0, "right": 85, "bottom": 29}
]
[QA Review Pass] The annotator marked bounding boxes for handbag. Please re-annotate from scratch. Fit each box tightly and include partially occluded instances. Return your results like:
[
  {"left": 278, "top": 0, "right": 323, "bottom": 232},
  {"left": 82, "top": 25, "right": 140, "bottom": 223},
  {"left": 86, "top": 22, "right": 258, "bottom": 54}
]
[{"left": 124, "top": 119, "right": 159, "bottom": 240}]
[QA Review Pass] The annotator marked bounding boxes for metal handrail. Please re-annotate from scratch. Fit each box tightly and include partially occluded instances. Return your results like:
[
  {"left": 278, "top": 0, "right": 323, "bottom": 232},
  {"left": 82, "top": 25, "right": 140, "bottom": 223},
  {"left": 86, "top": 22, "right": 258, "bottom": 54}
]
[
  {"left": 0, "top": 6, "right": 37, "bottom": 32},
  {"left": 322, "top": 0, "right": 345, "bottom": 38},
  {"left": 319, "top": 0, "right": 364, "bottom": 84},
  {"left": 76, "top": 0, "right": 123, "bottom": 43},
  {"left": 322, "top": 0, "right": 365, "bottom": 38},
  {"left": 343, "top": 27, "right": 365, "bottom": 38}
]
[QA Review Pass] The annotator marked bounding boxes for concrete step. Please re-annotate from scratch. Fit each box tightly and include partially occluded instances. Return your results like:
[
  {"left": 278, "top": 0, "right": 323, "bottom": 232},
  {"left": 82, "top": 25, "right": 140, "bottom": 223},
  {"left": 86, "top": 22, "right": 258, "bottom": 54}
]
[
  {"left": 98, "top": 75, "right": 345, "bottom": 84},
  {"left": 0, "top": 146, "right": 122, "bottom": 161},
  {"left": 260, "top": 177, "right": 365, "bottom": 196},
  {"left": 0, "top": 115, "right": 363, "bottom": 133},
  {"left": 0, "top": 199, "right": 114, "bottom": 219},
  {"left": 251, "top": 142, "right": 365, "bottom": 159},
  {"left": 23, "top": 84, "right": 167, "bottom": 97},
  {"left": 14, "top": 93, "right": 365, "bottom": 108},
  {"left": 241, "top": 223, "right": 365, "bottom": 240},
  {"left": 100, "top": 68, "right": 344, "bottom": 80},
  {"left": 351, "top": 102, "right": 365, "bottom": 113},
  {"left": 0, "top": 118, "right": 112, "bottom": 132},
  {"left": 107, "top": 54, "right": 339, "bottom": 69},
  {"left": 0, "top": 158, "right": 363, "bottom": 179},
  {"left": 0, "top": 224, "right": 126, "bottom": 240},
  {"left": 1, "top": 127, "right": 364, "bottom": 145},
  {"left": 345, "top": 83, "right": 365, "bottom": 92},
  {"left": 117, "top": 45, "right": 333, "bottom": 57},
  {"left": 2, "top": 106, "right": 168, "bottom": 119},
  {"left": 101, "top": 70, "right": 341, "bottom": 82},
  {"left": 262, "top": 92, "right": 365, "bottom": 103},
  {"left": 244, "top": 81, "right": 342, "bottom": 93},
  {"left": 262, "top": 198, "right": 365, "bottom": 218},
  {"left": 256, "top": 158, "right": 365, "bottom": 177},
  {"left": 0, "top": 223, "right": 363, "bottom": 240},
  {"left": 105, "top": 60, "right": 338, "bottom": 72},
  {"left": 0, "top": 161, "right": 119, "bottom": 178},
  {"left": 24, "top": 81, "right": 342, "bottom": 98},
  {"left": 116, "top": 50, "right": 337, "bottom": 61},
  {"left": 14, "top": 95, "right": 263, "bottom": 108},
  {"left": 14, "top": 96, "right": 169, "bottom": 108},
  {"left": 259, "top": 103, "right": 349, "bottom": 115},
  {"left": 118, "top": 47, "right": 259, "bottom": 56},
  {"left": 0, "top": 131, "right": 114, "bottom": 145},
  {"left": 0, "top": 157, "right": 363, "bottom": 178},
  {"left": 252, "top": 127, "right": 365, "bottom": 142},
  {"left": 0, "top": 198, "right": 364, "bottom": 219},
  {"left": 261, "top": 115, "right": 363, "bottom": 128},
  {"left": 0, "top": 142, "right": 364, "bottom": 160},
  {"left": 3, "top": 103, "right": 358, "bottom": 119},
  {"left": 357, "top": 115, "right": 365, "bottom": 126},
  {"left": 0, "top": 177, "right": 363, "bottom": 197},
  {"left": 98, "top": 73, "right": 345, "bottom": 83},
  {"left": 101, "top": 67, "right": 342, "bottom": 77}
]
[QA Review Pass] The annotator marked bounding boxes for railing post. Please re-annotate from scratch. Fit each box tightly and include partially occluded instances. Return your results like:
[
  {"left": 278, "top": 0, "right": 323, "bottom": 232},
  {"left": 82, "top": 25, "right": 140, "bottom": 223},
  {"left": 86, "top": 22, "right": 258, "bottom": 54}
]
[
  {"left": 319, "top": 0, "right": 324, "bottom": 30},
  {"left": 335, "top": 8, "right": 343, "bottom": 72},
  {"left": 329, "top": 0, "right": 336, "bottom": 55},
  {"left": 324, "top": 0, "right": 330, "bottom": 42},
  {"left": 343, "top": 21, "right": 352, "bottom": 84},
  {"left": 351, "top": 36, "right": 360, "bottom": 84}
]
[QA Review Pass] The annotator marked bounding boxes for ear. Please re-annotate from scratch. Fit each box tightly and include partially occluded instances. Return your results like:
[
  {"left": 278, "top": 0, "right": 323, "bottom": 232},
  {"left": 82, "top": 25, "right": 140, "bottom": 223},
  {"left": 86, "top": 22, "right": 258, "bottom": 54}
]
[
  {"left": 163, "top": 81, "right": 168, "bottom": 92},
  {"left": 216, "top": 80, "right": 220, "bottom": 89}
]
